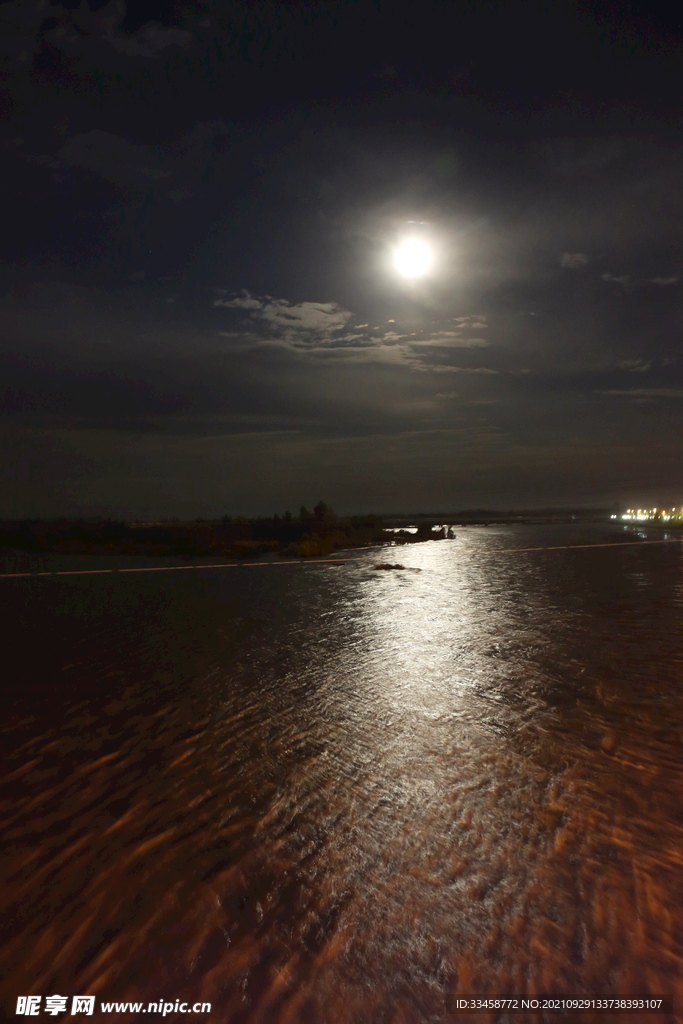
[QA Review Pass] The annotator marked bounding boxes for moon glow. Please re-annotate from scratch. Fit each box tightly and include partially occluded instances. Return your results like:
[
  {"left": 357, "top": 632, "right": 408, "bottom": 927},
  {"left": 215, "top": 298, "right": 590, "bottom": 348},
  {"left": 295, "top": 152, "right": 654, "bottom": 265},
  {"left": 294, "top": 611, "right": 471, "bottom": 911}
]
[{"left": 394, "top": 238, "right": 433, "bottom": 278}]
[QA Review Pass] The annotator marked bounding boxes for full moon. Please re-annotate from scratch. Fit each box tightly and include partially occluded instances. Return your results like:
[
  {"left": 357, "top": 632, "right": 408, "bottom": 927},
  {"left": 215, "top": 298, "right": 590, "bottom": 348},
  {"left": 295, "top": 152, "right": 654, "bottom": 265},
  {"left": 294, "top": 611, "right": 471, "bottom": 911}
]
[{"left": 394, "top": 238, "right": 432, "bottom": 278}]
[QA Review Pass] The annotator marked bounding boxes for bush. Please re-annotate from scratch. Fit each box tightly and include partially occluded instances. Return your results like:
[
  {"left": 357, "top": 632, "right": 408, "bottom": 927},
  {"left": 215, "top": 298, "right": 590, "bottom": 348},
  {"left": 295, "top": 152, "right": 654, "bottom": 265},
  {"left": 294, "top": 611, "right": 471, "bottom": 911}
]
[{"left": 295, "top": 535, "right": 334, "bottom": 558}]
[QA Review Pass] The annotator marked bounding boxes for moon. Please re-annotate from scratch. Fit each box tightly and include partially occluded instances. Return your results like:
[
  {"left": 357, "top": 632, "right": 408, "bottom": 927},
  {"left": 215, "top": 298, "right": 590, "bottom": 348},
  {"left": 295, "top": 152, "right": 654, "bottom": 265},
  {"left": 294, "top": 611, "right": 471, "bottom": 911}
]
[{"left": 394, "top": 238, "right": 433, "bottom": 278}]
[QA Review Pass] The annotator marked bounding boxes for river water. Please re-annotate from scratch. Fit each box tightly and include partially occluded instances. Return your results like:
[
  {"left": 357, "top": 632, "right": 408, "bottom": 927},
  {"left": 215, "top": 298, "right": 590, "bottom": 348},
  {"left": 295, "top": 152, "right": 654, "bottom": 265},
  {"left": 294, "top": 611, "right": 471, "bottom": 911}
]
[{"left": 1, "top": 525, "right": 682, "bottom": 1023}]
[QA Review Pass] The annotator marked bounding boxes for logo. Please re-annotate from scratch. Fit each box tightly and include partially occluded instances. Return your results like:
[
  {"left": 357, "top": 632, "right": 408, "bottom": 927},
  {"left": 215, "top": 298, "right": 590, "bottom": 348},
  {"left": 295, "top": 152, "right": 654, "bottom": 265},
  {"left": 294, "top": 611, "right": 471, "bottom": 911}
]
[{"left": 16, "top": 996, "right": 95, "bottom": 1016}]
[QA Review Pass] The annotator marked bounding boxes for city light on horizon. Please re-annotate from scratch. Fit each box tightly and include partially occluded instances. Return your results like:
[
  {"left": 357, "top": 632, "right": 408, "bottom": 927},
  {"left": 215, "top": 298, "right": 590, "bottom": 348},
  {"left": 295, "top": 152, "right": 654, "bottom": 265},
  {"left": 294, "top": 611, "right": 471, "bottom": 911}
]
[{"left": 620, "top": 507, "right": 683, "bottom": 521}]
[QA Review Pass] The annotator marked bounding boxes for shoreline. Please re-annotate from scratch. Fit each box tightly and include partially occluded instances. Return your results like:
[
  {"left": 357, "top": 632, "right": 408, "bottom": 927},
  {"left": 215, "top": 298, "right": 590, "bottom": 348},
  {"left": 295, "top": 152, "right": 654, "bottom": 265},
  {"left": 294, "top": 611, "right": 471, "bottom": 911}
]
[{"left": 0, "top": 520, "right": 456, "bottom": 561}]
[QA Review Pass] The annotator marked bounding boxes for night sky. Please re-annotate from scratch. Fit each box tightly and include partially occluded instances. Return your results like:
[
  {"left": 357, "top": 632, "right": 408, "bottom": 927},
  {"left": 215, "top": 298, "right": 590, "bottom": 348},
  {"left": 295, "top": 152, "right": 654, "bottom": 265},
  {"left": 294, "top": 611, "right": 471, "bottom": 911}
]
[{"left": 2, "top": 0, "right": 683, "bottom": 518}]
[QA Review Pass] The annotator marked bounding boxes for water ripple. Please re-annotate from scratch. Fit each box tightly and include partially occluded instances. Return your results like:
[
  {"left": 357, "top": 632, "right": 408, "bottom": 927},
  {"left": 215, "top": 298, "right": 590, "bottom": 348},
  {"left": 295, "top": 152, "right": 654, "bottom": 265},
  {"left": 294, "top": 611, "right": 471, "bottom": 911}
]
[{"left": 1, "top": 525, "right": 682, "bottom": 1021}]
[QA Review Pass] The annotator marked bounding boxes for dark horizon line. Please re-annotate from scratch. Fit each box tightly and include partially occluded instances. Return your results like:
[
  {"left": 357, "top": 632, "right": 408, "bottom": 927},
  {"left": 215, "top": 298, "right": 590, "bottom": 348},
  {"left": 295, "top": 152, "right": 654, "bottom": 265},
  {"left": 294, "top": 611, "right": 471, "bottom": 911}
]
[{"left": 0, "top": 506, "right": 622, "bottom": 526}]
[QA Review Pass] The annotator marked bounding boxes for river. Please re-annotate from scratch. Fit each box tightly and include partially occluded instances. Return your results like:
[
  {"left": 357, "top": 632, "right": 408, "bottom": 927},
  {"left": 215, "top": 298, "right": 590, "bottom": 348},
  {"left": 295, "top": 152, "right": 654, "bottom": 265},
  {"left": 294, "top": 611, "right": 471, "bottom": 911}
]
[{"left": 1, "top": 524, "right": 682, "bottom": 1022}]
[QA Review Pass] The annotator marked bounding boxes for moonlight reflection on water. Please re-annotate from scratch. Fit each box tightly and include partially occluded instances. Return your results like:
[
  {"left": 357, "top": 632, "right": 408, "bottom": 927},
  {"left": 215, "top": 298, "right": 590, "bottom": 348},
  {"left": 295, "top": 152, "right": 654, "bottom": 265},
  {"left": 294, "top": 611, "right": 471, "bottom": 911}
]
[{"left": 1, "top": 526, "right": 682, "bottom": 1022}]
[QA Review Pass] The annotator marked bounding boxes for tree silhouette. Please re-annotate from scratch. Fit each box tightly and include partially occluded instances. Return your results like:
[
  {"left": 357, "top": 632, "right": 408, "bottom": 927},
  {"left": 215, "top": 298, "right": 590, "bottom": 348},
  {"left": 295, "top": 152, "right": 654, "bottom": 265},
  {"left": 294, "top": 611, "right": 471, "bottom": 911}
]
[{"left": 313, "top": 501, "right": 334, "bottom": 522}]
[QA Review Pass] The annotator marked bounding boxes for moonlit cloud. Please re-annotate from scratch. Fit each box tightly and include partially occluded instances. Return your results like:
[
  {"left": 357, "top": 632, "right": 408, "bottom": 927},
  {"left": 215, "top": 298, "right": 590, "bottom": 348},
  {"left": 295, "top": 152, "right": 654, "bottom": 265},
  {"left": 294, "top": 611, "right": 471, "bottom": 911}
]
[
  {"left": 617, "top": 359, "right": 651, "bottom": 372},
  {"left": 651, "top": 276, "right": 679, "bottom": 286},
  {"left": 211, "top": 291, "right": 499, "bottom": 375},
  {"left": 214, "top": 291, "right": 264, "bottom": 311},
  {"left": 602, "top": 272, "right": 630, "bottom": 286},
  {"left": 454, "top": 317, "right": 487, "bottom": 329},
  {"left": 213, "top": 291, "right": 353, "bottom": 343}
]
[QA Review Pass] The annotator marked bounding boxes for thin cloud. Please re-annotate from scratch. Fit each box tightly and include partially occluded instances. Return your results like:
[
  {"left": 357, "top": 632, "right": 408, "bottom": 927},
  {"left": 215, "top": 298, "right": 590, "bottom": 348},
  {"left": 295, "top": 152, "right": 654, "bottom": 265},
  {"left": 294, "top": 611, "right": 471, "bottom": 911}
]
[
  {"left": 214, "top": 291, "right": 263, "bottom": 311},
  {"left": 214, "top": 292, "right": 353, "bottom": 339},
  {"left": 212, "top": 291, "right": 500, "bottom": 373},
  {"left": 560, "top": 252, "right": 590, "bottom": 269},
  {"left": 453, "top": 316, "right": 487, "bottom": 329},
  {"left": 39, "top": 130, "right": 172, "bottom": 191},
  {"left": 42, "top": 2, "right": 193, "bottom": 60},
  {"left": 617, "top": 359, "right": 651, "bottom": 372},
  {"left": 602, "top": 272, "right": 630, "bottom": 286},
  {"left": 415, "top": 334, "right": 490, "bottom": 348},
  {"left": 599, "top": 389, "right": 683, "bottom": 398},
  {"left": 651, "top": 276, "right": 679, "bottom": 286},
  {"left": 423, "top": 365, "right": 499, "bottom": 374},
  {"left": 106, "top": 24, "right": 192, "bottom": 58}
]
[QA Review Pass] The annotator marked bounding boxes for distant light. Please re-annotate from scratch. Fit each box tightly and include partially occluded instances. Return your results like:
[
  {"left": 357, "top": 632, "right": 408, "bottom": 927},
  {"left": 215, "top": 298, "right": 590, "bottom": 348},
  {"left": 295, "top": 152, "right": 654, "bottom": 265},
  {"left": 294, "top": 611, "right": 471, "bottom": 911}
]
[{"left": 394, "top": 238, "right": 432, "bottom": 278}]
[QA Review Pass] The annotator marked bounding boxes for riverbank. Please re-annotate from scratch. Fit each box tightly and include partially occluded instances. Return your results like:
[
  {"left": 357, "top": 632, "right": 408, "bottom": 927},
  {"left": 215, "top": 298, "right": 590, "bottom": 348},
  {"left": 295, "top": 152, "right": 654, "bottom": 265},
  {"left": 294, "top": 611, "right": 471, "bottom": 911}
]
[{"left": 0, "top": 515, "right": 450, "bottom": 561}]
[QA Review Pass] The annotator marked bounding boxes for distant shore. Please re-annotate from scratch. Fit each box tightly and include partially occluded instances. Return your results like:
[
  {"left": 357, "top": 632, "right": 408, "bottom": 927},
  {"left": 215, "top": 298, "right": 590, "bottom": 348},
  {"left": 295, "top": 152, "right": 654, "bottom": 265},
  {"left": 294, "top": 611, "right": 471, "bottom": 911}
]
[
  {"left": 0, "top": 508, "right": 620, "bottom": 561},
  {"left": 0, "top": 514, "right": 451, "bottom": 560}
]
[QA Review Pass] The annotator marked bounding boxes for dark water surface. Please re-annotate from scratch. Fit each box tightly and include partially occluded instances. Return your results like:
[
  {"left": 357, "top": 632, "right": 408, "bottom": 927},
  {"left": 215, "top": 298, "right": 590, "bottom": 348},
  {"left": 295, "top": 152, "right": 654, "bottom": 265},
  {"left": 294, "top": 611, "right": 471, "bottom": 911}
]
[{"left": 2, "top": 525, "right": 683, "bottom": 1022}]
